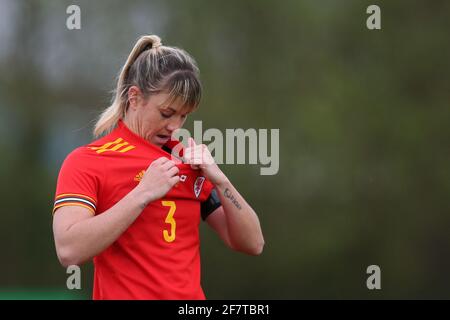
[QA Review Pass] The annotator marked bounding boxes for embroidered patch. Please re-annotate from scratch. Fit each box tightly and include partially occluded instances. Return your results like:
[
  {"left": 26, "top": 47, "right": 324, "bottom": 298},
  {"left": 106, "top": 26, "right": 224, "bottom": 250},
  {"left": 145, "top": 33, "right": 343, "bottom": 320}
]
[{"left": 193, "top": 177, "right": 205, "bottom": 198}]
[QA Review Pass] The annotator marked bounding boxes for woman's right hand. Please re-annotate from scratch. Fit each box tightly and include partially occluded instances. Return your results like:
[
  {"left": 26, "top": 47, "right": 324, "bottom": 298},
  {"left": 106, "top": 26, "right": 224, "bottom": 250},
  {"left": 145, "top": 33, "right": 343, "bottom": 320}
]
[{"left": 134, "top": 157, "right": 180, "bottom": 205}]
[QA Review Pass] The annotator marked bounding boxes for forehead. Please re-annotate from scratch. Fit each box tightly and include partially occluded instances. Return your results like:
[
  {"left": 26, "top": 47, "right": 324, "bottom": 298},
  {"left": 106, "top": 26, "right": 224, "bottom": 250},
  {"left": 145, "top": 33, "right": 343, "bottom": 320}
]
[{"left": 154, "top": 93, "right": 195, "bottom": 114}]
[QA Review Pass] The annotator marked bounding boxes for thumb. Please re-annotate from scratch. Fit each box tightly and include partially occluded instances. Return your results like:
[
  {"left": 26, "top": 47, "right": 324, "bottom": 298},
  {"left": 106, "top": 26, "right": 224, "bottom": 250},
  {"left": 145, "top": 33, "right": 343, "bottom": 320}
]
[
  {"left": 184, "top": 137, "right": 195, "bottom": 164},
  {"left": 189, "top": 137, "right": 196, "bottom": 148}
]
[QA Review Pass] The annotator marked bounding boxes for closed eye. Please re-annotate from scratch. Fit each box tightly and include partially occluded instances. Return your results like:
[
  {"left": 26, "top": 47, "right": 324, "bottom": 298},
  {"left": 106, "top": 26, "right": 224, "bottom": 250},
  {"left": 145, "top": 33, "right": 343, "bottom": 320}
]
[{"left": 161, "top": 112, "right": 172, "bottom": 119}]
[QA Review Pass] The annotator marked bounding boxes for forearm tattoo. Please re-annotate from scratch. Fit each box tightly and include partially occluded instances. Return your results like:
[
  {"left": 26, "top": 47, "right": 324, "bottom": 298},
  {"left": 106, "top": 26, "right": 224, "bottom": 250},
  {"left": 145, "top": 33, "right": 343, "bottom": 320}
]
[{"left": 224, "top": 188, "right": 242, "bottom": 210}]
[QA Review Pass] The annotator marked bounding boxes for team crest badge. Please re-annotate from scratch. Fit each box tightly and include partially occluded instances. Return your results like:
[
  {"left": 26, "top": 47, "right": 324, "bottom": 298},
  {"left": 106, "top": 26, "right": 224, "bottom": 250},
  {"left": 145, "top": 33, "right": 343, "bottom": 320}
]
[{"left": 194, "top": 177, "right": 205, "bottom": 198}]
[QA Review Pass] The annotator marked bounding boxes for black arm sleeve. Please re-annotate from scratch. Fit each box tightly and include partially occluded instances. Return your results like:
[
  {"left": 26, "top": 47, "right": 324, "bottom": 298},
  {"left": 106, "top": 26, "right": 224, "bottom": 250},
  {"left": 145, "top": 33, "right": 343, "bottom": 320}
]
[{"left": 201, "top": 188, "right": 222, "bottom": 221}]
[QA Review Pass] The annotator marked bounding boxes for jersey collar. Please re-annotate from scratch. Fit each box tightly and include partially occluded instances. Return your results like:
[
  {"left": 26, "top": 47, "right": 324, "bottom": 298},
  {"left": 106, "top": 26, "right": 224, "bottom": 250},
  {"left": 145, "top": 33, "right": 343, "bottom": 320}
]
[{"left": 117, "top": 119, "right": 185, "bottom": 160}]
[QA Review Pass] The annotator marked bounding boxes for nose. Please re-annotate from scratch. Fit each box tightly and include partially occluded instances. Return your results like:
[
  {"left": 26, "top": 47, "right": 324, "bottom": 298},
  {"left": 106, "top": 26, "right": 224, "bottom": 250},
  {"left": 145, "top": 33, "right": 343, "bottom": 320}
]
[{"left": 166, "top": 117, "right": 183, "bottom": 132}]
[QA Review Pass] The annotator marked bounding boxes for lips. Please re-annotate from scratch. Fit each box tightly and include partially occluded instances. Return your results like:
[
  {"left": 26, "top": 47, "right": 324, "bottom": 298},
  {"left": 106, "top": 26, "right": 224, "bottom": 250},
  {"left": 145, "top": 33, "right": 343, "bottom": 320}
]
[
  {"left": 157, "top": 134, "right": 170, "bottom": 139},
  {"left": 155, "top": 134, "right": 171, "bottom": 144}
]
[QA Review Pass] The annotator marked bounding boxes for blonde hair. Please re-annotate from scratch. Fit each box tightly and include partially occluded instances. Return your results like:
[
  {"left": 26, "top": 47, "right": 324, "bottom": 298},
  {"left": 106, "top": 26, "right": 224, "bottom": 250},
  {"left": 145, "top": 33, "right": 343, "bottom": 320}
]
[{"left": 93, "top": 35, "right": 202, "bottom": 137}]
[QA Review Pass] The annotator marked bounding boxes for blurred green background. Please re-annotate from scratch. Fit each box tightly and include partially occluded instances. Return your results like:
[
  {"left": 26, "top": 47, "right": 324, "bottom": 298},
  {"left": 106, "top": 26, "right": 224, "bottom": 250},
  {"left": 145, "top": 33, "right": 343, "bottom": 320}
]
[{"left": 0, "top": 0, "right": 449, "bottom": 299}]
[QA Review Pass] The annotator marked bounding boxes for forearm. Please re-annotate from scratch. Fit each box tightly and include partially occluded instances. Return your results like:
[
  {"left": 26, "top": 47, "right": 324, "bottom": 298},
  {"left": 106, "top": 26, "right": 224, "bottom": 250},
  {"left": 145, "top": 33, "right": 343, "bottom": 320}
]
[
  {"left": 215, "top": 179, "right": 265, "bottom": 255},
  {"left": 60, "top": 189, "right": 150, "bottom": 265}
]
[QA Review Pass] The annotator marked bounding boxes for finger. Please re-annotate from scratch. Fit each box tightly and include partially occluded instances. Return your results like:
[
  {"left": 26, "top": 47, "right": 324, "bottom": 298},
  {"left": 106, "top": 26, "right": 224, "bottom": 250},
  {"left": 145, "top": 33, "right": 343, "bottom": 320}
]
[
  {"left": 188, "top": 139, "right": 197, "bottom": 161},
  {"left": 161, "top": 159, "right": 176, "bottom": 170},
  {"left": 186, "top": 156, "right": 203, "bottom": 165},
  {"left": 191, "top": 156, "right": 203, "bottom": 165},
  {"left": 149, "top": 157, "right": 166, "bottom": 169},
  {"left": 185, "top": 146, "right": 202, "bottom": 157},
  {"left": 190, "top": 164, "right": 200, "bottom": 170},
  {"left": 154, "top": 157, "right": 169, "bottom": 165},
  {"left": 183, "top": 147, "right": 193, "bottom": 164},
  {"left": 167, "top": 166, "right": 179, "bottom": 177},
  {"left": 189, "top": 137, "right": 196, "bottom": 148},
  {"left": 169, "top": 175, "right": 180, "bottom": 186}
]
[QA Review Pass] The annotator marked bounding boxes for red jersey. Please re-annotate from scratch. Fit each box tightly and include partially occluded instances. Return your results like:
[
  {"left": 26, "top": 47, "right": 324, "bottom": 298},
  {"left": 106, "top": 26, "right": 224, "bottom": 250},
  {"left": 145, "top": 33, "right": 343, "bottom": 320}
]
[{"left": 53, "top": 120, "right": 217, "bottom": 300}]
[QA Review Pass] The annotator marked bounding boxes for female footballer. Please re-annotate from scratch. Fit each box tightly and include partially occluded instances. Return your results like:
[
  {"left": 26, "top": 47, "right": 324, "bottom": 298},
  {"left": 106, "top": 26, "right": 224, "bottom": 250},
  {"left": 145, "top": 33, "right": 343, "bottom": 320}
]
[{"left": 52, "top": 35, "right": 264, "bottom": 300}]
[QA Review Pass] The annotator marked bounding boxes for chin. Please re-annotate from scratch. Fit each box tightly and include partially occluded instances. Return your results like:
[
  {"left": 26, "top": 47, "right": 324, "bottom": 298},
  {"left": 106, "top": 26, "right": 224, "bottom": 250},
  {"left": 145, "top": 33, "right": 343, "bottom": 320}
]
[
  {"left": 150, "top": 140, "right": 162, "bottom": 147},
  {"left": 150, "top": 139, "right": 164, "bottom": 147},
  {"left": 146, "top": 135, "right": 159, "bottom": 146}
]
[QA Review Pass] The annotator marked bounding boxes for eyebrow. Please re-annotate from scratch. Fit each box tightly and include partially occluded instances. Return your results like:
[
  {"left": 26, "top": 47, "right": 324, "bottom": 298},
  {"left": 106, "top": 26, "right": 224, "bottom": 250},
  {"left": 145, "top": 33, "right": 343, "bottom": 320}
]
[
  {"left": 159, "top": 106, "right": 176, "bottom": 112},
  {"left": 160, "top": 106, "right": 190, "bottom": 116}
]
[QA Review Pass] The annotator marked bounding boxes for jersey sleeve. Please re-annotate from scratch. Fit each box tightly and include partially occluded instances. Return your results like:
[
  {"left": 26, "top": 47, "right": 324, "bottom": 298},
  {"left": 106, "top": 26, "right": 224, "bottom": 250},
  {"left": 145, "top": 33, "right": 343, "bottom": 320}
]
[{"left": 53, "top": 148, "right": 102, "bottom": 215}]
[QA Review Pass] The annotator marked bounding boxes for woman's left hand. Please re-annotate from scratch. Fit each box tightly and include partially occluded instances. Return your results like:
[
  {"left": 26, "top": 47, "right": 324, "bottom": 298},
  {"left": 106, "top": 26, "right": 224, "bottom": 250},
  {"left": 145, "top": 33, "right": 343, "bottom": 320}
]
[{"left": 184, "top": 137, "right": 228, "bottom": 186}]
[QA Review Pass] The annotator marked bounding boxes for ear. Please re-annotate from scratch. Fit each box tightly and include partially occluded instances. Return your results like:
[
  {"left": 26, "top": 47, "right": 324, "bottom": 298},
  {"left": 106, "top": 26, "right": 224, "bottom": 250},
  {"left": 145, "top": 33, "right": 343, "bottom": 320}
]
[{"left": 128, "top": 86, "right": 142, "bottom": 111}]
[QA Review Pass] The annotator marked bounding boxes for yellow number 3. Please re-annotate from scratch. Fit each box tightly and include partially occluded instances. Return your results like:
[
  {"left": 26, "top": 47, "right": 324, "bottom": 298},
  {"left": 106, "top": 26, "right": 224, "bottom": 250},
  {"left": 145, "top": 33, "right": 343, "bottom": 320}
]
[{"left": 162, "top": 201, "right": 176, "bottom": 243}]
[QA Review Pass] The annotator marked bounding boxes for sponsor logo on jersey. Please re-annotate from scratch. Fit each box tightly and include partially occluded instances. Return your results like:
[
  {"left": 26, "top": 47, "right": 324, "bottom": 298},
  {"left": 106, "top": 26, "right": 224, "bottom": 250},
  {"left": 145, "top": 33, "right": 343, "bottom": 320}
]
[{"left": 134, "top": 170, "right": 145, "bottom": 182}]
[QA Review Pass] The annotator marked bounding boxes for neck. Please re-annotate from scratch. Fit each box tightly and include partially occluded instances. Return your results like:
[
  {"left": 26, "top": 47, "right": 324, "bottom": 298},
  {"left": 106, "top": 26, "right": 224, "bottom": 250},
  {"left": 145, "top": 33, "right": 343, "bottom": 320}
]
[{"left": 123, "top": 113, "right": 145, "bottom": 140}]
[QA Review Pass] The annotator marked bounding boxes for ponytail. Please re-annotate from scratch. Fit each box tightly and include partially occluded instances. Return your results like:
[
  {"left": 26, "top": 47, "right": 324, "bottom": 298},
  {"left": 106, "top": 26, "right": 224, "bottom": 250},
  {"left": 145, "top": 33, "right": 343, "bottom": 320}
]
[{"left": 93, "top": 35, "right": 162, "bottom": 137}]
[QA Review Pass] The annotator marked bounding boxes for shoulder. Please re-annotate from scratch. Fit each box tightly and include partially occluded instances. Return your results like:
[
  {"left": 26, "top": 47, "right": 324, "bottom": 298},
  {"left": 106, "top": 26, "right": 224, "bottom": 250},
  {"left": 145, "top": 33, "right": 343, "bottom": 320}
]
[
  {"left": 60, "top": 134, "right": 113, "bottom": 175},
  {"left": 63, "top": 130, "right": 121, "bottom": 162},
  {"left": 62, "top": 145, "right": 101, "bottom": 169}
]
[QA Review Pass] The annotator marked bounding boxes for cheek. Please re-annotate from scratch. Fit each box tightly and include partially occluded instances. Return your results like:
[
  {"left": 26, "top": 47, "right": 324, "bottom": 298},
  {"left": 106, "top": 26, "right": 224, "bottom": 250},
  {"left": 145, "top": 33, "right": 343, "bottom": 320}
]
[
  {"left": 149, "top": 117, "right": 170, "bottom": 135},
  {"left": 142, "top": 109, "right": 161, "bottom": 127},
  {"left": 138, "top": 113, "right": 157, "bottom": 137}
]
